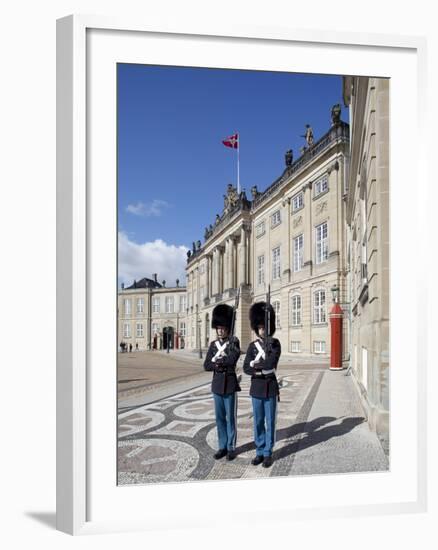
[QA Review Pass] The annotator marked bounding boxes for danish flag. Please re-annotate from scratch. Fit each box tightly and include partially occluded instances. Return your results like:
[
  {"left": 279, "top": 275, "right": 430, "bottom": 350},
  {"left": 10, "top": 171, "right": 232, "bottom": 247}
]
[{"left": 222, "top": 133, "right": 239, "bottom": 149}]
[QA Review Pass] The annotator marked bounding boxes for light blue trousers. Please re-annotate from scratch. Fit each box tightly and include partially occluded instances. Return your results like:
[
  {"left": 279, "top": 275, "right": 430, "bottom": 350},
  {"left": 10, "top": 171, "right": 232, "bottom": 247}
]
[
  {"left": 252, "top": 396, "right": 277, "bottom": 457},
  {"left": 213, "top": 392, "right": 238, "bottom": 451}
]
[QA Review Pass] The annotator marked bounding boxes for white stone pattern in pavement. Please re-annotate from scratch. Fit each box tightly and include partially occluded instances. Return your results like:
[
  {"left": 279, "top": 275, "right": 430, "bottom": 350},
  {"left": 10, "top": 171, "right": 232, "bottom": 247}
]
[{"left": 117, "top": 368, "right": 388, "bottom": 485}]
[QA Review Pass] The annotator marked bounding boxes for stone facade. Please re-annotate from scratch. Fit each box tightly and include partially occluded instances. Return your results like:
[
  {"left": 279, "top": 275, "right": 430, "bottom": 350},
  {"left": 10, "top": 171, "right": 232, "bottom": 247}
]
[
  {"left": 185, "top": 115, "right": 350, "bottom": 358},
  {"left": 118, "top": 278, "right": 188, "bottom": 351},
  {"left": 343, "top": 76, "right": 390, "bottom": 443}
]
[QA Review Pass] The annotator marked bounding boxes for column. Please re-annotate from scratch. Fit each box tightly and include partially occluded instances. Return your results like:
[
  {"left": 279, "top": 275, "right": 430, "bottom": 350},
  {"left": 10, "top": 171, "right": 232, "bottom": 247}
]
[
  {"left": 303, "top": 182, "right": 313, "bottom": 275},
  {"left": 206, "top": 254, "right": 210, "bottom": 298},
  {"left": 238, "top": 228, "right": 247, "bottom": 285},
  {"left": 224, "top": 239, "right": 229, "bottom": 290}
]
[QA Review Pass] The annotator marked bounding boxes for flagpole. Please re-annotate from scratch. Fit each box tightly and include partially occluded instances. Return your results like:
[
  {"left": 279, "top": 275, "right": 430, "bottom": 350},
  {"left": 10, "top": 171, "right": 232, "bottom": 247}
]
[{"left": 237, "top": 133, "right": 240, "bottom": 194}]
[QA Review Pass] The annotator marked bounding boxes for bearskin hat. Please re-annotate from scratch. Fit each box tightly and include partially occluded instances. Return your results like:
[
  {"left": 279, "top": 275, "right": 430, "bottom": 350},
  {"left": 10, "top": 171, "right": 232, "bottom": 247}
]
[
  {"left": 211, "top": 303, "right": 234, "bottom": 330},
  {"left": 249, "top": 302, "right": 276, "bottom": 336}
]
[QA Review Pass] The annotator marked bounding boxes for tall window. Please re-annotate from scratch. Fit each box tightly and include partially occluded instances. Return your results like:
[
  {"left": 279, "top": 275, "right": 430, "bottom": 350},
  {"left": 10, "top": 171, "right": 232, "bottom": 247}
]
[
  {"left": 136, "top": 298, "right": 144, "bottom": 314},
  {"left": 291, "top": 341, "right": 301, "bottom": 353},
  {"left": 180, "top": 322, "right": 186, "bottom": 338},
  {"left": 257, "top": 254, "right": 265, "bottom": 286},
  {"left": 179, "top": 295, "right": 187, "bottom": 312},
  {"left": 293, "top": 234, "right": 304, "bottom": 272},
  {"left": 123, "top": 323, "right": 131, "bottom": 338},
  {"left": 256, "top": 220, "right": 266, "bottom": 238},
  {"left": 152, "top": 296, "right": 160, "bottom": 313},
  {"left": 292, "top": 192, "right": 303, "bottom": 211},
  {"left": 165, "top": 296, "right": 174, "bottom": 313},
  {"left": 272, "top": 246, "right": 281, "bottom": 280},
  {"left": 291, "top": 294, "right": 301, "bottom": 326},
  {"left": 124, "top": 299, "right": 131, "bottom": 315},
  {"left": 315, "top": 222, "right": 328, "bottom": 264},
  {"left": 313, "top": 289, "right": 326, "bottom": 324},
  {"left": 136, "top": 323, "right": 144, "bottom": 338},
  {"left": 271, "top": 209, "right": 281, "bottom": 228},
  {"left": 314, "top": 175, "right": 328, "bottom": 197},
  {"left": 152, "top": 323, "right": 159, "bottom": 335},
  {"left": 313, "top": 341, "right": 326, "bottom": 354},
  {"left": 272, "top": 300, "right": 280, "bottom": 328}
]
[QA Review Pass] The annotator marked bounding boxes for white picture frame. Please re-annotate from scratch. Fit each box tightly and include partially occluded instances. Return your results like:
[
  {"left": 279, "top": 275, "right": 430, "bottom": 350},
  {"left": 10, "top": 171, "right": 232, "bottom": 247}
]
[{"left": 56, "top": 15, "right": 428, "bottom": 535}]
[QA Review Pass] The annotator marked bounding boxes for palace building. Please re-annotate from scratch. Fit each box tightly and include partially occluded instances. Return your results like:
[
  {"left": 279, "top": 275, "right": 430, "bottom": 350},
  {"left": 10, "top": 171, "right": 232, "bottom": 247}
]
[
  {"left": 117, "top": 275, "right": 187, "bottom": 351},
  {"left": 185, "top": 106, "right": 350, "bottom": 358},
  {"left": 342, "top": 76, "right": 390, "bottom": 444}
]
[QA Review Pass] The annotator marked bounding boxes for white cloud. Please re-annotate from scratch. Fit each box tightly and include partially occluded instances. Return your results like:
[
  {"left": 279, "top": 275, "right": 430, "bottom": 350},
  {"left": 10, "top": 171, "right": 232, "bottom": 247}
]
[
  {"left": 118, "top": 231, "right": 188, "bottom": 287},
  {"left": 126, "top": 199, "right": 171, "bottom": 217}
]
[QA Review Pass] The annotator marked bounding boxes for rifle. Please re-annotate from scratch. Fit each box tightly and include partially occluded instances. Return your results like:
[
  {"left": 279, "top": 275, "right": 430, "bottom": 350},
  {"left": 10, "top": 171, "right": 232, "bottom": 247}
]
[
  {"left": 229, "top": 286, "right": 240, "bottom": 351},
  {"left": 265, "top": 284, "right": 272, "bottom": 355}
]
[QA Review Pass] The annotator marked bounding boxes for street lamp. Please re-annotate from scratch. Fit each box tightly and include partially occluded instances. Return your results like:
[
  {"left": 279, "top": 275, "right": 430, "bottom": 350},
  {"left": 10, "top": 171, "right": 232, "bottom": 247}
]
[
  {"left": 331, "top": 284, "right": 340, "bottom": 303},
  {"left": 196, "top": 304, "right": 202, "bottom": 359}
]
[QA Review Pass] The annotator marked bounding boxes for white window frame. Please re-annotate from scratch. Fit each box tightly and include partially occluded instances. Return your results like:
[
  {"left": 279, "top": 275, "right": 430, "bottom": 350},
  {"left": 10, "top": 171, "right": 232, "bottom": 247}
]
[
  {"left": 291, "top": 341, "right": 301, "bottom": 353},
  {"left": 165, "top": 296, "right": 174, "bottom": 313},
  {"left": 271, "top": 209, "right": 281, "bottom": 228},
  {"left": 291, "top": 294, "right": 301, "bottom": 326},
  {"left": 180, "top": 322, "right": 186, "bottom": 338},
  {"left": 315, "top": 222, "right": 328, "bottom": 264},
  {"left": 293, "top": 234, "right": 304, "bottom": 272},
  {"left": 179, "top": 295, "right": 187, "bottom": 312},
  {"left": 256, "top": 220, "right": 266, "bottom": 238},
  {"left": 124, "top": 298, "right": 131, "bottom": 315},
  {"left": 136, "top": 297, "right": 144, "bottom": 314},
  {"left": 313, "top": 341, "right": 326, "bottom": 354},
  {"left": 292, "top": 192, "right": 303, "bottom": 211},
  {"left": 313, "top": 289, "right": 326, "bottom": 324},
  {"left": 123, "top": 323, "right": 131, "bottom": 338},
  {"left": 314, "top": 175, "right": 328, "bottom": 197},
  {"left": 136, "top": 323, "right": 144, "bottom": 338},
  {"left": 152, "top": 296, "right": 160, "bottom": 313},
  {"left": 257, "top": 254, "right": 265, "bottom": 286},
  {"left": 152, "top": 323, "right": 159, "bottom": 335},
  {"left": 272, "top": 246, "right": 281, "bottom": 280}
]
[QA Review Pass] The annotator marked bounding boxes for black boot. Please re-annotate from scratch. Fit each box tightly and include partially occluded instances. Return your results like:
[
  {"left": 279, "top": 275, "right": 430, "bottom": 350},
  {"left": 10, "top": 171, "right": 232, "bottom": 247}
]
[
  {"left": 251, "top": 455, "right": 264, "bottom": 466},
  {"left": 214, "top": 449, "right": 227, "bottom": 460},
  {"left": 262, "top": 456, "right": 273, "bottom": 468},
  {"left": 226, "top": 450, "right": 237, "bottom": 461}
]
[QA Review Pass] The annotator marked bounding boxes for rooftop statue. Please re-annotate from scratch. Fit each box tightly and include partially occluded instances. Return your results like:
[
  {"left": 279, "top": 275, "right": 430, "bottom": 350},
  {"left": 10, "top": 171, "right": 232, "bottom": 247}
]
[
  {"left": 331, "top": 103, "right": 342, "bottom": 125},
  {"left": 301, "top": 124, "right": 314, "bottom": 147},
  {"left": 285, "top": 149, "right": 293, "bottom": 167}
]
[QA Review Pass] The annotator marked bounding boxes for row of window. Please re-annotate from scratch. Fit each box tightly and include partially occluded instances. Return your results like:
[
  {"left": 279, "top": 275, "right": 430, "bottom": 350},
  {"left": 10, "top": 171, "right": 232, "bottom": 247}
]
[
  {"left": 267, "top": 289, "right": 326, "bottom": 328},
  {"left": 291, "top": 341, "right": 326, "bottom": 353},
  {"left": 123, "top": 295, "right": 187, "bottom": 316},
  {"left": 256, "top": 176, "right": 328, "bottom": 236},
  {"left": 123, "top": 322, "right": 188, "bottom": 338},
  {"left": 257, "top": 222, "right": 328, "bottom": 285}
]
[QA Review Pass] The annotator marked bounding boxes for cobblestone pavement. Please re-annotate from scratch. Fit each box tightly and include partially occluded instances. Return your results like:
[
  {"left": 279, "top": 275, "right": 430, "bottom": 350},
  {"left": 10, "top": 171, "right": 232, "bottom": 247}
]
[{"left": 118, "top": 367, "right": 389, "bottom": 485}]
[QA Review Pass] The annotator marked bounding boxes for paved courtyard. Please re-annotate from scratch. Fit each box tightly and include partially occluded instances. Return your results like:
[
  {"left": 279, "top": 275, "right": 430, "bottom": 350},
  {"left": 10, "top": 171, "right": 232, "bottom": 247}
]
[{"left": 118, "top": 356, "right": 389, "bottom": 485}]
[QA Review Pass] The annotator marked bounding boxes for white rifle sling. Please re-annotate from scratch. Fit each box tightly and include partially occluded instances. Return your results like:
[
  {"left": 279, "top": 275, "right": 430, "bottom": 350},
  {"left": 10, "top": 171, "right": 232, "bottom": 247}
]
[{"left": 213, "top": 340, "right": 228, "bottom": 362}]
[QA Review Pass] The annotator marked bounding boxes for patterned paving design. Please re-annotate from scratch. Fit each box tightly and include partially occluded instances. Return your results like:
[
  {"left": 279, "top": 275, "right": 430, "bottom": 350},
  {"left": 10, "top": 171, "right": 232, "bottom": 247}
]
[{"left": 118, "top": 369, "right": 323, "bottom": 485}]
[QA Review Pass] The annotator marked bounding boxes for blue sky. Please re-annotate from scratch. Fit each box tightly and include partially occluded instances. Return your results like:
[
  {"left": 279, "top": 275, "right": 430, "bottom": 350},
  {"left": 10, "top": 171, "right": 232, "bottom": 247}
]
[{"left": 118, "top": 64, "right": 347, "bottom": 287}]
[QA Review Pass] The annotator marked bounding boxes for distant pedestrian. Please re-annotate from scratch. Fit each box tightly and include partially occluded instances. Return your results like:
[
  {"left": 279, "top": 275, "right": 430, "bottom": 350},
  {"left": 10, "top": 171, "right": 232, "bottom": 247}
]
[
  {"left": 243, "top": 302, "right": 281, "bottom": 468},
  {"left": 135, "top": 342, "right": 139, "bottom": 351},
  {"left": 129, "top": 343, "right": 133, "bottom": 353},
  {"left": 203, "top": 304, "right": 241, "bottom": 461}
]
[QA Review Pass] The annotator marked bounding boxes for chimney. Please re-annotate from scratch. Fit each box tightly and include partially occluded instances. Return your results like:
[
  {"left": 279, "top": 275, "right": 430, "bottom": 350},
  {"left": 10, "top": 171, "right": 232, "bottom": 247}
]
[
  {"left": 162, "top": 280, "right": 166, "bottom": 287},
  {"left": 153, "top": 273, "right": 158, "bottom": 283},
  {"left": 121, "top": 283, "right": 124, "bottom": 290}
]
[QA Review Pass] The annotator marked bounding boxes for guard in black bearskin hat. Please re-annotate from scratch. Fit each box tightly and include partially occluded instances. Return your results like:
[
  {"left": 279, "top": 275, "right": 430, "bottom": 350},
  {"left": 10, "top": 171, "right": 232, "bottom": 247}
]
[
  {"left": 243, "top": 302, "right": 281, "bottom": 468},
  {"left": 203, "top": 303, "right": 241, "bottom": 461}
]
